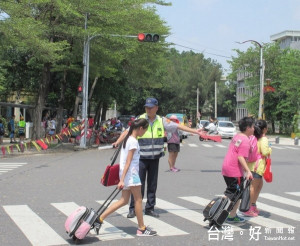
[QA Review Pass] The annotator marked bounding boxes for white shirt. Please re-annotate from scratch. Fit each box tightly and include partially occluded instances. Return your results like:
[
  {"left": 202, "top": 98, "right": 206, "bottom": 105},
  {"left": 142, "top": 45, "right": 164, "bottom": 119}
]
[
  {"left": 119, "top": 136, "right": 141, "bottom": 187},
  {"left": 206, "top": 122, "right": 216, "bottom": 131}
]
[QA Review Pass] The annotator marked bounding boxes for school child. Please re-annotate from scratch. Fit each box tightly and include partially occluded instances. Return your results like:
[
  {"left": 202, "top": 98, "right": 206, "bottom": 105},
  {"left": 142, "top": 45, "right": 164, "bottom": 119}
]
[
  {"left": 167, "top": 115, "right": 181, "bottom": 172},
  {"left": 94, "top": 118, "right": 157, "bottom": 236},
  {"left": 222, "top": 116, "right": 254, "bottom": 223},
  {"left": 243, "top": 120, "right": 272, "bottom": 217}
]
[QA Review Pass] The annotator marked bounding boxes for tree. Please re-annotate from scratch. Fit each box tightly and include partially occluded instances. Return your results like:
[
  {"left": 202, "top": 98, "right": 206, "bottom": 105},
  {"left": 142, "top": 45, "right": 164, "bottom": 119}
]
[
  {"left": 0, "top": 0, "right": 171, "bottom": 138},
  {"left": 229, "top": 42, "right": 300, "bottom": 134}
]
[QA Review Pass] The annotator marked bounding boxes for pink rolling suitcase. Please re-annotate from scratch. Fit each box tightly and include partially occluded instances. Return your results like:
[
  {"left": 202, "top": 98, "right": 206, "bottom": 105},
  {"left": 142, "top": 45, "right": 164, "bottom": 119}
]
[{"left": 65, "top": 187, "right": 121, "bottom": 243}]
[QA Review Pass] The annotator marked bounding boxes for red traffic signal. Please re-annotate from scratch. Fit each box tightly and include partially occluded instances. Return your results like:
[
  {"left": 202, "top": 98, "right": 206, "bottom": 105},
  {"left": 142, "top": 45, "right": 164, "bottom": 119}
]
[
  {"left": 138, "top": 33, "right": 145, "bottom": 42},
  {"left": 78, "top": 85, "right": 83, "bottom": 92},
  {"left": 137, "top": 33, "right": 159, "bottom": 42}
]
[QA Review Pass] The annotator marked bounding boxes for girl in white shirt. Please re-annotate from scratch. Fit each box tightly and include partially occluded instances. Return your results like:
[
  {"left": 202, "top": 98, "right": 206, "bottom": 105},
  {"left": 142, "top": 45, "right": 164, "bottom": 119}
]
[{"left": 94, "top": 118, "right": 157, "bottom": 236}]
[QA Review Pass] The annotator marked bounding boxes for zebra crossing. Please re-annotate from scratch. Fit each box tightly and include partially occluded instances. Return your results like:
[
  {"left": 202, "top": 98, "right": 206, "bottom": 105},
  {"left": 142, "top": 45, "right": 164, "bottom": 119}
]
[
  {"left": 182, "top": 142, "right": 300, "bottom": 150},
  {"left": 2, "top": 192, "right": 299, "bottom": 245},
  {"left": 0, "top": 162, "right": 28, "bottom": 175}
]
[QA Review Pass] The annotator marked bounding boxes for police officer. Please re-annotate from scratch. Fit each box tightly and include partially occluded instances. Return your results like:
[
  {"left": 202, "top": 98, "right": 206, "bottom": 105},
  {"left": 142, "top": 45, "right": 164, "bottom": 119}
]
[{"left": 114, "top": 98, "right": 202, "bottom": 218}]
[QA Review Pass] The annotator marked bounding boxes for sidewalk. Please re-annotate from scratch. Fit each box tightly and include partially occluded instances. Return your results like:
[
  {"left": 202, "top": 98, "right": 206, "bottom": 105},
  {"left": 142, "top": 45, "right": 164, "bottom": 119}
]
[
  {"left": 268, "top": 136, "right": 299, "bottom": 146},
  {"left": 0, "top": 137, "right": 76, "bottom": 157}
]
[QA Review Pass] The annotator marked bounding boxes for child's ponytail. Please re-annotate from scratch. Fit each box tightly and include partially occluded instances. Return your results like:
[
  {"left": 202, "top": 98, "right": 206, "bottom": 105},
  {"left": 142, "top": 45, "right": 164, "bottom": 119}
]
[{"left": 123, "top": 118, "right": 149, "bottom": 148}]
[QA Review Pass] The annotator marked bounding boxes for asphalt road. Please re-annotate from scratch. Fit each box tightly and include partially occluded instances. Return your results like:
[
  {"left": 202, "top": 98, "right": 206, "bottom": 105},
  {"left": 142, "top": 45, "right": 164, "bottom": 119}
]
[{"left": 0, "top": 135, "right": 299, "bottom": 246}]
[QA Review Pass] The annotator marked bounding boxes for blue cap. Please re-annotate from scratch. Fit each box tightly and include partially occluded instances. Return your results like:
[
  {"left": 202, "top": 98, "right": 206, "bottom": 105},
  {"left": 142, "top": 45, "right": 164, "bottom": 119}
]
[{"left": 144, "top": 97, "right": 158, "bottom": 107}]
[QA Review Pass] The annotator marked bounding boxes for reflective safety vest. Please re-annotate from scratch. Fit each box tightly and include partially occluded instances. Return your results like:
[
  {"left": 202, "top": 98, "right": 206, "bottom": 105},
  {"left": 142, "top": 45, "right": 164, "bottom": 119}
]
[
  {"left": 138, "top": 113, "right": 165, "bottom": 159},
  {"left": 19, "top": 120, "right": 26, "bottom": 133}
]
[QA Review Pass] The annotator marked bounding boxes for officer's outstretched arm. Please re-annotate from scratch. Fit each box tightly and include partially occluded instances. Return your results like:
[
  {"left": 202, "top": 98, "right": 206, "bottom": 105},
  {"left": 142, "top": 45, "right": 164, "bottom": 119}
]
[{"left": 112, "top": 129, "right": 129, "bottom": 147}]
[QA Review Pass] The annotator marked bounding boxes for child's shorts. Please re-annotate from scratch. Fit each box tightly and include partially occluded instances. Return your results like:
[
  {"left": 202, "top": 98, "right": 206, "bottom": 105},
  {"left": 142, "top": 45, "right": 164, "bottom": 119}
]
[
  {"left": 168, "top": 143, "right": 180, "bottom": 152},
  {"left": 123, "top": 184, "right": 142, "bottom": 190},
  {"left": 252, "top": 171, "right": 262, "bottom": 179},
  {"left": 123, "top": 173, "right": 141, "bottom": 190},
  {"left": 223, "top": 176, "right": 244, "bottom": 200}
]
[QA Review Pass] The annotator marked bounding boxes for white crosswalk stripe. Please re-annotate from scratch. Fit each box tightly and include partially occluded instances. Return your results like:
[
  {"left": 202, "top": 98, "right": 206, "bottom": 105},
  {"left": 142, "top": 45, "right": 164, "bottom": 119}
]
[
  {"left": 286, "top": 192, "right": 300, "bottom": 197},
  {"left": 179, "top": 196, "right": 295, "bottom": 229},
  {"left": 155, "top": 198, "right": 243, "bottom": 232},
  {"left": 3, "top": 192, "right": 299, "bottom": 244},
  {"left": 96, "top": 201, "right": 188, "bottom": 236},
  {"left": 215, "top": 144, "right": 226, "bottom": 148},
  {"left": 285, "top": 146, "right": 298, "bottom": 150},
  {"left": 51, "top": 202, "right": 134, "bottom": 241},
  {"left": 3, "top": 205, "right": 68, "bottom": 246},
  {"left": 260, "top": 193, "right": 300, "bottom": 208},
  {"left": 256, "top": 202, "right": 300, "bottom": 221},
  {"left": 270, "top": 146, "right": 285, "bottom": 149},
  {"left": 188, "top": 143, "right": 198, "bottom": 147},
  {"left": 201, "top": 144, "right": 213, "bottom": 148},
  {"left": 0, "top": 162, "right": 28, "bottom": 174}
]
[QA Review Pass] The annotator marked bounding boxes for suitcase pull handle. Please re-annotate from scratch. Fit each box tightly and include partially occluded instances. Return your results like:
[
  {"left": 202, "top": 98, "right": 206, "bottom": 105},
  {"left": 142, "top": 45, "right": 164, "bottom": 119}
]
[{"left": 96, "top": 187, "right": 122, "bottom": 215}]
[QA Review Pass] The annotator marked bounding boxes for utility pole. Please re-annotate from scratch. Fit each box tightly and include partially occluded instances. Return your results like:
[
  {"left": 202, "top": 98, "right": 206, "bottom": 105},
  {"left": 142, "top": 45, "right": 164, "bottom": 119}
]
[
  {"left": 196, "top": 87, "right": 199, "bottom": 122},
  {"left": 236, "top": 40, "right": 264, "bottom": 119},
  {"left": 214, "top": 81, "right": 217, "bottom": 119}
]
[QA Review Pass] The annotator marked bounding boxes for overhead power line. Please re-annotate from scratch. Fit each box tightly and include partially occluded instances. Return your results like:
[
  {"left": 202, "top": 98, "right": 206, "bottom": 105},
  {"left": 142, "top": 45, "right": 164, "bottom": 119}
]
[{"left": 169, "top": 42, "right": 231, "bottom": 59}]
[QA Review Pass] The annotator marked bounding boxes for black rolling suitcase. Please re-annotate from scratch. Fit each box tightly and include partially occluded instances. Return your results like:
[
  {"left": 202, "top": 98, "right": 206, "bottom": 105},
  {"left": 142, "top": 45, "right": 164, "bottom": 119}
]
[
  {"left": 65, "top": 187, "right": 121, "bottom": 243},
  {"left": 203, "top": 179, "right": 251, "bottom": 228}
]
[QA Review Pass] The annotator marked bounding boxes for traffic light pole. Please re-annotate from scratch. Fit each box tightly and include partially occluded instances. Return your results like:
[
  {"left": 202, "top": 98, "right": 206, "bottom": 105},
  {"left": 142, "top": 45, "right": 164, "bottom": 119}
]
[
  {"left": 79, "top": 28, "right": 145, "bottom": 148},
  {"left": 80, "top": 14, "right": 89, "bottom": 148}
]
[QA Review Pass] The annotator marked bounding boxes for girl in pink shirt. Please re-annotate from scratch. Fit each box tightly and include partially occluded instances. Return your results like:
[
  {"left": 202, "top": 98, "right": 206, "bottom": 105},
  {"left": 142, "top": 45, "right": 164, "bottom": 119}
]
[{"left": 222, "top": 117, "right": 254, "bottom": 223}]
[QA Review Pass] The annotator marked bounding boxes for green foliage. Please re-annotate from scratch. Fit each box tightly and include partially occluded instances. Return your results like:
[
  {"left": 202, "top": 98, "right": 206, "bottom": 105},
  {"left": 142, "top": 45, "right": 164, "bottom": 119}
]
[
  {"left": 0, "top": 0, "right": 231, "bottom": 128},
  {"left": 229, "top": 42, "right": 300, "bottom": 134}
]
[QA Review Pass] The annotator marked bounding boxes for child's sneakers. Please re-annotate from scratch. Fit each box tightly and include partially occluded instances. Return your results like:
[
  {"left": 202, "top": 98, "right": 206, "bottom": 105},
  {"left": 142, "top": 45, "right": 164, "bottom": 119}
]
[
  {"left": 226, "top": 215, "right": 245, "bottom": 223},
  {"left": 136, "top": 226, "right": 157, "bottom": 236},
  {"left": 253, "top": 206, "right": 260, "bottom": 215},
  {"left": 170, "top": 167, "right": 180, "bottom": 172},
  {"left": 243, "top": 205, "right": 258, "bottom": 217}
]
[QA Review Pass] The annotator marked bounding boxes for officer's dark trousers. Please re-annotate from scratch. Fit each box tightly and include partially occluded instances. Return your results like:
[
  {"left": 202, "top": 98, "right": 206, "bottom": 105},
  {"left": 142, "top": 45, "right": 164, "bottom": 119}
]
[{"left": 129, "top": 158, "right": 159, "bottom": 212}]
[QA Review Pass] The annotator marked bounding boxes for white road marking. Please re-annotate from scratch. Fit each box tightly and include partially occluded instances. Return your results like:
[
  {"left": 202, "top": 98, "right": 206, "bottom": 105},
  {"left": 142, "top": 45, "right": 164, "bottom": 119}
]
[
  {"left": 155, "top": 198, "right": 244, "bottom": 231},
  {"left": 0, "top": 162, "right": 28, "bottom": 174},
  {"left": 3, "top": 205, "right": 68, "bottom": 246},
  {"left": 180, "top": 196, "right": 294, "bottom": 229},
  {"left": 271, "top": 146, "right": 285, "bottom": 149},
  {"left": 188, "top": 143, "right": 198, "bottom": 147},
  {"left": 215, "top": 144, "right": 226, "bottom": 148},
  {"left": 202, "top": 144, "right": 213, "bottom": 148},
  {"left": 52, "top": 202, "right": 133, "bottom": 241},
  {"left": 260, "top": 193, "right": 300, "bottom": 208},
  {"left": 256, "top": 202, "right": 300, "bottom": 221},
  {"left": 156, "top": 198, "right": 207, "bottom": 226},
  {"left": 285, "top": 192, "right": 300, "bottom": 197},
  {"left": 285, "top": 147, "right": 298, "bottom": 150},
  {"left": 97, "top": 201, "right": 188, "bottom": 237},
  {"left": 0, "top": 162, "right": 28, "bottom": 164}
]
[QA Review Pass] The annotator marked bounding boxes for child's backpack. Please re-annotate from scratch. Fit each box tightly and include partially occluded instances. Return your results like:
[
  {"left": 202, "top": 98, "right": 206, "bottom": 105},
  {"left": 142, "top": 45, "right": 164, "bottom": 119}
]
[{"left": 248, "top": 135, "right": 258, "bottom": 162}]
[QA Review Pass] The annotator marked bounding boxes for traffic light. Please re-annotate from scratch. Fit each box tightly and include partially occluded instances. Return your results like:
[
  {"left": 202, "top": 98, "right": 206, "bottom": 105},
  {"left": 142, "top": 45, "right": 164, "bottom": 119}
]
[{"left": 137, "top": 33, "right": 159, "bottom": 42}]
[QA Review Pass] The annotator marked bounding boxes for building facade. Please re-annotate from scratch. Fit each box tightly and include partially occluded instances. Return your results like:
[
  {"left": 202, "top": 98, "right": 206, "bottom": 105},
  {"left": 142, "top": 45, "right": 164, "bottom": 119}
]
[
  {"left": 236, "top": 68, "right": 255, "bottom": 121},
  {"left": 270, "top": 30, "right": 300, "bottom": 50}
]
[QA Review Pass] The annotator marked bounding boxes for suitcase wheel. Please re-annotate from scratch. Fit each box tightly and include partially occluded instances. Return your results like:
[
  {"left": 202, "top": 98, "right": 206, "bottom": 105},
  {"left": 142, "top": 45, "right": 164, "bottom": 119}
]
[{"left": 72, "top": 236, "right": 81, "bottom": 244}]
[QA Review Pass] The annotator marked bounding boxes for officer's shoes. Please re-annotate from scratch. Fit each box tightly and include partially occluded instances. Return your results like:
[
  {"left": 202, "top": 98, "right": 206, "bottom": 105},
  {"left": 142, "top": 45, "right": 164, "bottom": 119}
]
[
  {"left": 145, "top": 210, "right": 159, "bottom": 218},
  {"left": 127, "top": 210, "right": 136, "bottom": 218}
]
